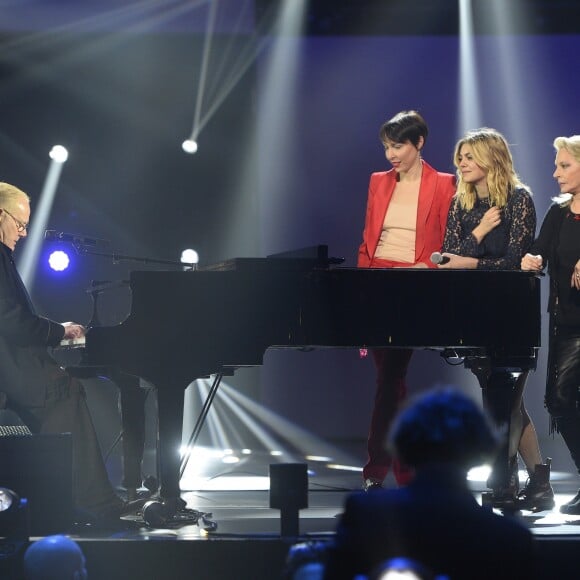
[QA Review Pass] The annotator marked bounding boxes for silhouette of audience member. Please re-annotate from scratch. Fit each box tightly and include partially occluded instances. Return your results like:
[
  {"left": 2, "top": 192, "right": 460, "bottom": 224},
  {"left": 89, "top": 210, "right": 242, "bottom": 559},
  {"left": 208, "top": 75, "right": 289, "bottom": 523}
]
[
  {"left": 323, "top": 387, "right": 537, "bottom": 580},
  {"left": 369, "top": 557, "right": 448, "bottom": 580},
  {"left": 283, "top": 541, "right": 328, "bottom": 580},
  {"left": 23, "top": 535, "right": 87, "bottom": 580}
]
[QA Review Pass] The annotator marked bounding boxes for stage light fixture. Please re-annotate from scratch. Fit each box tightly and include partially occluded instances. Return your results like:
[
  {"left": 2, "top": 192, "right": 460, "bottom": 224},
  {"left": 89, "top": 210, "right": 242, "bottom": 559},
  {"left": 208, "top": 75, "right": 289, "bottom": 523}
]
[
  {"left": 48, "top": 250, "right": 71, "bottom": 272},
  {"left": 181, "top": 139, "right": 198, "bottom": 154},
  {"left": 49, "top": 145, "right": 69, "bottom": 163},
  {"left": 181, "top": 248, "right": 199, "bottom": 270},
  {"left": 0, "top": 487, "right": 29, "bottom": 579},
  {"left": 0, "top": 487, "right": 29, "bottom": 540},
  {"left": 0, "top": 488, "right": 19, "bottom": 514}
]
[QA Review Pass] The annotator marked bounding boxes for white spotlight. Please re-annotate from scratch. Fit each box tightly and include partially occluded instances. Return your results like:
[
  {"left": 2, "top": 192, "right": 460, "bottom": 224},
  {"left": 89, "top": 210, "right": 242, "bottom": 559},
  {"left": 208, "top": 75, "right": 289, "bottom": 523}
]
[
  {"left": 182, "top": 139, "right": 198, "bottom": 154},
  {"left": 181, "top": 248, "right": 199, "bottom": 266},
  {"left": 49, "top": 145, "right": 68, "bottom": 163}
]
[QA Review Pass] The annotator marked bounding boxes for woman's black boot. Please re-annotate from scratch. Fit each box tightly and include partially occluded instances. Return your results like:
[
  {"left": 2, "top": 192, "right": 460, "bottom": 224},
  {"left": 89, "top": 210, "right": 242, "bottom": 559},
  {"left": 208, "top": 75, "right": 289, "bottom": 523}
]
[
  {"left": 517, "top": 458, "right": 555, "bottom": 512},
  {"left": 486, "top": 457, "right": 519, "bottom": 510}
]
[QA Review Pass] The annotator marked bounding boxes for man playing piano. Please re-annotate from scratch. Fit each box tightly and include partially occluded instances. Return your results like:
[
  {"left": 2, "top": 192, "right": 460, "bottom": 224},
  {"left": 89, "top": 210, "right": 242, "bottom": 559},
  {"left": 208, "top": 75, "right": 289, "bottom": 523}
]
[{"left": 0, "top": 181, "right": 126, "bottom": 525}]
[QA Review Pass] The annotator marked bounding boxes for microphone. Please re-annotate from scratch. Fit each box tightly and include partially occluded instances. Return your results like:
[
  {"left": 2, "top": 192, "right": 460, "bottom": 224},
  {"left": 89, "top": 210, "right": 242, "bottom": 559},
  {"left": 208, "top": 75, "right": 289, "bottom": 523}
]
[
  {"left": 430, "top": 251, "right": 450, "bottom": 265},
  {"left": 44, "top": 230, "right": 109, "bottom": 248}
]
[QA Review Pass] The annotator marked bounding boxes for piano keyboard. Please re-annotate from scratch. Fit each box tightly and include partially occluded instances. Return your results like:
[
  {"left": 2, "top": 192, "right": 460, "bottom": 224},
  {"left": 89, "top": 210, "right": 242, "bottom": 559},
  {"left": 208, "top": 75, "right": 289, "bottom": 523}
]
[{"left": 58, "top": 336, "right": 86, "bottom": 349}]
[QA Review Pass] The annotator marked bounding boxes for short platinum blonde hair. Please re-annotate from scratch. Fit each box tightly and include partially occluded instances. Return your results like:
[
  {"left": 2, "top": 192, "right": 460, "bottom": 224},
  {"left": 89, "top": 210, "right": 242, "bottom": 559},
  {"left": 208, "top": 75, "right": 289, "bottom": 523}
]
[
  {"left": 552, "top": 136, "right": 580, "bottom": 206},
  {"left": 554, "top": 135, "right": 580, "bottom": 160},
  {"left": 0, "top": 182, "right": 30, "bottom": 211}
]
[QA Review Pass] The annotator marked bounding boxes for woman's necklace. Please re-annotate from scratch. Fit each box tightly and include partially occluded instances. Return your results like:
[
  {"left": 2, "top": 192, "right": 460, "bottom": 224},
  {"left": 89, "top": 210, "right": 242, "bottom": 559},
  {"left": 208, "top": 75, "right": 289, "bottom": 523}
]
[{"left": 570, "top": 197, "right": 580, "bottom": 220}]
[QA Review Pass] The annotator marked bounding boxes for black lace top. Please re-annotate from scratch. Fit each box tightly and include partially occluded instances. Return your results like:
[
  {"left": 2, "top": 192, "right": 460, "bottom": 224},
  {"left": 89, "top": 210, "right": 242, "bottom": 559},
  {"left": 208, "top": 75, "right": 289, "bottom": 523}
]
[{"left": 442, "top": 187, "right": 536, "bottom": 270}]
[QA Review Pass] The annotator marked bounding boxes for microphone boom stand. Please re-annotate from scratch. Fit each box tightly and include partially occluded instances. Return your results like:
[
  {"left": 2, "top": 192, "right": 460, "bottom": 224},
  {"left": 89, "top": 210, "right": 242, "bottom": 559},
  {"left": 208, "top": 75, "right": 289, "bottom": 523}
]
[{"left": 73, "top": 242, "right": 196, "bottom": 270}]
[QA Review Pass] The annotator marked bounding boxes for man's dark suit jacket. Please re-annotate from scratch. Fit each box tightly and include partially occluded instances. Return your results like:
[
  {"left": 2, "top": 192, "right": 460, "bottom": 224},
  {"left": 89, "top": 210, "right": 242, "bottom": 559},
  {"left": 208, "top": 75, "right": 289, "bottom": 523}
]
[
  {"left": 324, "top": 464, "right": 537, "bottom": 580},
  {"left": 0, "top": 242, "right": 65, "bottom": 407}
]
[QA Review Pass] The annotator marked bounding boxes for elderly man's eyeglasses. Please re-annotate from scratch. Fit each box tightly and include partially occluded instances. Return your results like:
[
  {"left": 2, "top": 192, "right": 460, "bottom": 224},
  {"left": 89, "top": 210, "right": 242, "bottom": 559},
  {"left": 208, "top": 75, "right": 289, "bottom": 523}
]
[{"left": 2, "top": 209, "right": 28, "bottom": 233}]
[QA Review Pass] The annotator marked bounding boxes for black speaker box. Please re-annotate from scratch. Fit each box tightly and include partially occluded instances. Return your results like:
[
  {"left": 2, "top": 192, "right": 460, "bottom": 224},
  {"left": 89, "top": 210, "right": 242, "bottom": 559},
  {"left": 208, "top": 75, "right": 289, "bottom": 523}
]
[
  {"left": 0, "top": 434, "right": 73, "bottom": 536},
  {"left": 269, "top": 463, "right": 308, "bottom": 510}
]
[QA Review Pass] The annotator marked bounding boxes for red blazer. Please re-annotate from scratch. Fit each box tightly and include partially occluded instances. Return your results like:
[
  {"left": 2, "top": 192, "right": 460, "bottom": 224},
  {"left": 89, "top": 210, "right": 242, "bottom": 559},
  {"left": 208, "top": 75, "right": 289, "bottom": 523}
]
[{"left": 357, "top": 161, "right": 456, "bottom": 268}]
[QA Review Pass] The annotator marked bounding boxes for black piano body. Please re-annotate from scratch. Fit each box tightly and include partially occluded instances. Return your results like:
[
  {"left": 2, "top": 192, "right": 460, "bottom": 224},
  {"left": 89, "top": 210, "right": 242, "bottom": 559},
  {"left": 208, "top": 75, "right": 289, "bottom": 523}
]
[{"left": 83, "top": 264, "right": 541, "bottom": 505}]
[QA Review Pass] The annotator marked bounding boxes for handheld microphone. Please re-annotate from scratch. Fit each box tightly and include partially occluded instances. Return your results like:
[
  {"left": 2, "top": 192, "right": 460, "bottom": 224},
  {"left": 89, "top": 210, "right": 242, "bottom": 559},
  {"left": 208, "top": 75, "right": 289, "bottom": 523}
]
[
  {"left": 430, "top": 251, "right": 450, "bottom": 265},
  {"left": 44, "top": 230, "right": 109, "bottom": 248}
]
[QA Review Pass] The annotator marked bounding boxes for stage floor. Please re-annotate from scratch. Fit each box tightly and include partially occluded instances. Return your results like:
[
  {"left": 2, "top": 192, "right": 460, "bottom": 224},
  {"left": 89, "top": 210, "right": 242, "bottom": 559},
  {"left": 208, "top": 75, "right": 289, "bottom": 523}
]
[
  {"left": 46, "top": 466, "right": 580, "bottom": 580},
  {"left": 7, "top": 437, "right": 580, "bottom": 579},
  {"left": 69, "top": 471, "right": 580, "bottom": 540}
]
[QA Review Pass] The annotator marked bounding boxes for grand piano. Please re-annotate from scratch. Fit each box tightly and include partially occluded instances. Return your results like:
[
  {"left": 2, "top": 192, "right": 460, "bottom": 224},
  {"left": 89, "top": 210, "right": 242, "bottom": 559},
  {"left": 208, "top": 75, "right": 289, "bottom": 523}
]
[{"left": 82, "top": 247, "right": 541, "bottom": 512}]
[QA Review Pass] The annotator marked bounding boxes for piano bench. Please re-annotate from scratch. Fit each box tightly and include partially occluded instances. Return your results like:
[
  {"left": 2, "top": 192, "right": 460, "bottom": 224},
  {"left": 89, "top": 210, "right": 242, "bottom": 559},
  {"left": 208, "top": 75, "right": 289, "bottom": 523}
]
[{"left": 0, "top": 391, "right": 32, "bottom": 436}]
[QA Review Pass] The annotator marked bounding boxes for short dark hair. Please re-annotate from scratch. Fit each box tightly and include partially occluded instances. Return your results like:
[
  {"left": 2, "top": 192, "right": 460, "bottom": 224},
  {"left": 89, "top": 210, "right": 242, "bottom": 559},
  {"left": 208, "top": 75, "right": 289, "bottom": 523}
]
[
  {"left": 379, "top": 110, "right": 428, "bottom": 148},
  {"left": 389, "top": 387, "right": 498, "bottom": 469},
  {"left": 282, "top": 541, "right": 329, "bottom": 580}
]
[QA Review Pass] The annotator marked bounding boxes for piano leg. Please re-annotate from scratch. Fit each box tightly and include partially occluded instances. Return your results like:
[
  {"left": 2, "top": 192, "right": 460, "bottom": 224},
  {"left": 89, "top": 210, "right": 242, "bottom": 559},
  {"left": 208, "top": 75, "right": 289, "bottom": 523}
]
[
  {"left": 156, "top": 383, "right": 185, "bottom": 515},
  {"left": 115, "top": 372, "right": 148, "bottom": 496},
  {"left": 468, "top": 360, "right": 523, "bottom": 508}
]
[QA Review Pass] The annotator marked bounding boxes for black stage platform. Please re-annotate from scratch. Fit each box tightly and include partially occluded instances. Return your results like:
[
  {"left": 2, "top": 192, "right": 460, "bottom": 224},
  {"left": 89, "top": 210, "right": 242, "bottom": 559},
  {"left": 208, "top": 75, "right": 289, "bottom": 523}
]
[
  {"left": 77, "top": 493, "right": 580, "bottom": 580},
  {"left": 6, "top": 461, "right": 580, "bottom": 580}
]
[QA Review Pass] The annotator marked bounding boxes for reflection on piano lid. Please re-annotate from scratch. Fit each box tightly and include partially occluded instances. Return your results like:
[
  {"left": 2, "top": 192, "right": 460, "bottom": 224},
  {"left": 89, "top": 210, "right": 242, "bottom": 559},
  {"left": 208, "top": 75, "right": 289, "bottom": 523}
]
[
  {"left": 201, "top": 244, "right": 344, "bottom": 272},
  {"left": 57, "top": 336, "right": 86, "bottom": 349}
]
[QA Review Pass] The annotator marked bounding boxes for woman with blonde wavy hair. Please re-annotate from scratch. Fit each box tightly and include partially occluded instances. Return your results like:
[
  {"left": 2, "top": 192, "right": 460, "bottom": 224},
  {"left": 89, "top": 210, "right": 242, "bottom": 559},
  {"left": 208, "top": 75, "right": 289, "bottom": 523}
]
[
  {"left": 441, "top": 127, "right": 536, "bottom": 269},
  {"left": 438, "top": 128, "right": 553, "bottom": 512},
  {"left": 522, "top": 135, "right": 580, "bottom": 515}
]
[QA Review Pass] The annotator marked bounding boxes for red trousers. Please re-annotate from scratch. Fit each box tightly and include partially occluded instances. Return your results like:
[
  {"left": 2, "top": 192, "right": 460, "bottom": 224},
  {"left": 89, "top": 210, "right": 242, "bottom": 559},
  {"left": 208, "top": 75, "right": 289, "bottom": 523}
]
[{"left": 363, "top": 348, "right": 414, "bottom": 485}]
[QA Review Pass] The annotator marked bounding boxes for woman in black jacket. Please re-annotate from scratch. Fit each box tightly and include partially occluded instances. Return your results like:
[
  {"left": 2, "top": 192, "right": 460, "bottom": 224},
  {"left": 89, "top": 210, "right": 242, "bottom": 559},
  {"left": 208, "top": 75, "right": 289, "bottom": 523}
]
[{"left": 522, "top": 135, "right": 580, "bottom": 515}]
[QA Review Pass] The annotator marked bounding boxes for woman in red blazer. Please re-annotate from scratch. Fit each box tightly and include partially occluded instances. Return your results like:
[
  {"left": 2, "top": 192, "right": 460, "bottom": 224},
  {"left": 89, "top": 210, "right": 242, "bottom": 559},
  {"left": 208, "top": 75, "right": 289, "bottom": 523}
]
[{"left": 357, "top": 111, "right": 455, "bottom": 490}]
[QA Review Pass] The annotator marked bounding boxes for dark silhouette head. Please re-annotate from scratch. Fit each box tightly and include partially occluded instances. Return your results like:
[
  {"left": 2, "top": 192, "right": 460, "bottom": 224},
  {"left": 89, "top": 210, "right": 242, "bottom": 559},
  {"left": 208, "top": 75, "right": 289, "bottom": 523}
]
[
  {"left": 389, "top": 387, "right": 498, "bottom": 470},
  {"left": 23, "top": 535, "right": 87, "bottom": 580},
  {"left": 283, "top": 540, "right": 328, "bottom": 580}
]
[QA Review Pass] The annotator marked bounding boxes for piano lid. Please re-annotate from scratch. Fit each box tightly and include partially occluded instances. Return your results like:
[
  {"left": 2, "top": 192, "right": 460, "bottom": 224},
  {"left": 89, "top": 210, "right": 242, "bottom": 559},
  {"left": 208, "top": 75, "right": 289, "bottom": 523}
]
[{"left": 200, "top": 244, "right": 344, "bottom": 272}]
